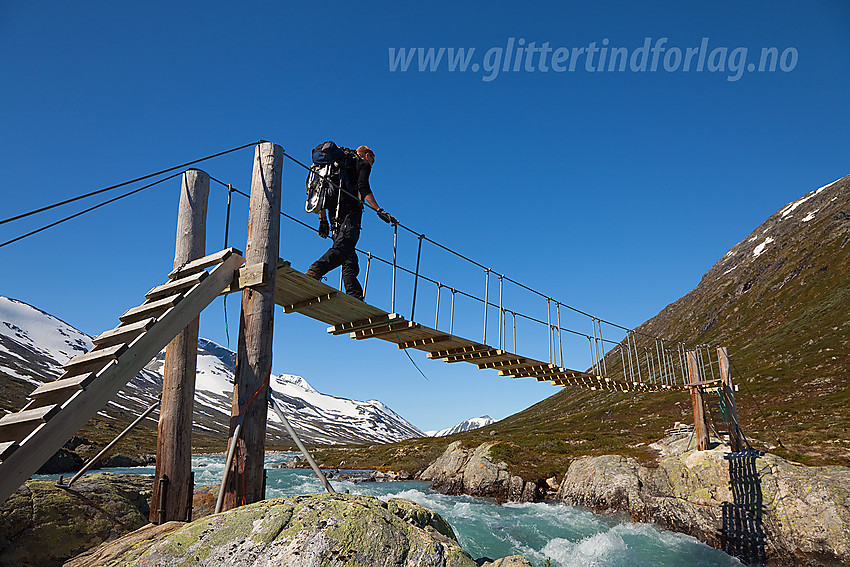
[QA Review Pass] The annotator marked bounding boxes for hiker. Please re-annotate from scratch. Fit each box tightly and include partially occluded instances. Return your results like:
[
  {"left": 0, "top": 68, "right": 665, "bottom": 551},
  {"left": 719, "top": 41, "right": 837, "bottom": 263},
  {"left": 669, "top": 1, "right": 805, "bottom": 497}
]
[{"left": 305, "top": 145, "right": 396, "bottom": 300}]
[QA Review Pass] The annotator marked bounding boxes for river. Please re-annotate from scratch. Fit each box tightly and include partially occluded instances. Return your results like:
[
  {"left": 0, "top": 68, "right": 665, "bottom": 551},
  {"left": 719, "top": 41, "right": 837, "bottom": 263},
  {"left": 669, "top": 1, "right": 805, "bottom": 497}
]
[{"left": 38, "top": 452, "right": 743, "bottom": 566}]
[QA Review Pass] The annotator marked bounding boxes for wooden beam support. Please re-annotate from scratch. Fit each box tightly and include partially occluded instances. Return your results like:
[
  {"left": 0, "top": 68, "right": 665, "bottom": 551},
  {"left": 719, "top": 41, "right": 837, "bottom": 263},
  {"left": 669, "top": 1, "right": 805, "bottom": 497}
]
[
  {"left": 152, "top": 168, "right": 209, "bottom": 524},
  {"left": 717, "top": 347, "right": 745, "bottom": 452},
  {"left": 220, "top": 263, "right": 268, "bottom": 295},
  {"left": 281, "top": 292, "right": 338, "bottom": 313},
  {"left": 687, "top": 350, "right": 711, "bottom": 451},
  {"left": 223, "top": 143, "right": 282, "bottom": 512}
]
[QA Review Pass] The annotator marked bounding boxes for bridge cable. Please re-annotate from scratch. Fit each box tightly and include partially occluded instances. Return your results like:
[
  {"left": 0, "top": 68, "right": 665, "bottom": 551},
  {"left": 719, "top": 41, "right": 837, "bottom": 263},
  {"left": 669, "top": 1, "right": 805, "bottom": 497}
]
[
  {"left": 730, "top": 359, "right": 783, "bottom": 449},
  {"left": 0, "top": 172, "right": 182, "bottom": 249},
  {"left": 0, "top": 141, "right": 261, "bottom": 227}
]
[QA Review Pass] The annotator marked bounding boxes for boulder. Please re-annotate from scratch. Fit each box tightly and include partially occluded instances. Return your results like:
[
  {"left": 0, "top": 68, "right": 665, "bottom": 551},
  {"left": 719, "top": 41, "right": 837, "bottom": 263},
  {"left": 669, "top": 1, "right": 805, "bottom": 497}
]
[
  {"left": 420, "top": 442, "right": 537, "bottom": 503},
  {"left": 67, "top": 492, "right": 479, "bottom": 567},
  {"left": 36, "top": 448, "right": 84, "bottom": 474},
  {"left": 101, "top": 453, "right": 147, "bottom": 468},
  {"left": 0, "top": 473, "right": 152, "bottom": 567},
  {"left": 480, "top": 556, "right": 532, "bottom": 567},
  {"left": 557, "top": 436, "right": 850, "bottom": 566}
]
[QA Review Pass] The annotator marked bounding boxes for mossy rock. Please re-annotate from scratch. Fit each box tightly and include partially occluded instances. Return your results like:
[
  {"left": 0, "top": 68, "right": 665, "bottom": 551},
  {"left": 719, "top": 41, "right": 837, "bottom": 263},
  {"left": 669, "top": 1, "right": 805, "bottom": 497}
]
[
  {"left": 0, "top": 473, "right": 151, "bottom": 567},
  {"left": 70, "top": 492, "right": 478, "bottom": 567}
]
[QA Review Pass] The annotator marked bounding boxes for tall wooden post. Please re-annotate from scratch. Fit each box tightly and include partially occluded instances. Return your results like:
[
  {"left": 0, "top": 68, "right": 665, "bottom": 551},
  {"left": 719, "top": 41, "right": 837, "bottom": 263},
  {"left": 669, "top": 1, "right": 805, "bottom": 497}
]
[
  {"left": 222, "top": 142, "right": 282, "bottom": 510},
  {"left": 717, "top": 347, "right": 745, "bottom": 452},
  {"left": 686, "top": 350, "right": 711, "bottom": 451},
  {"left": 151, "top": 169, "right": 209, "bottom": 523}
]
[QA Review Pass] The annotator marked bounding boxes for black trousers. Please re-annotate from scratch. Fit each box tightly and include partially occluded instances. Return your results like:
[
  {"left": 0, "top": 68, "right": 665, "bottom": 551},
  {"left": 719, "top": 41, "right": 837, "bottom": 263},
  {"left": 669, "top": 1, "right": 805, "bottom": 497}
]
[{"left": 308, "top": 212, "right": 363, "bottom": 300}]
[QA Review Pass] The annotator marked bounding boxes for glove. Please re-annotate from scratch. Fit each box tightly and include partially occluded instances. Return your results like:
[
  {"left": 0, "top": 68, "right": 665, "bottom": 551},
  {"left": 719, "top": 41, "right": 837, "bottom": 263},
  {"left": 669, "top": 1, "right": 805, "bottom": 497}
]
[
  {"left": 377, "top": 208, "right": 397, "bottom": 225},
  {"left": 318, "top": 217, "right": 329, "bottom": 238}
]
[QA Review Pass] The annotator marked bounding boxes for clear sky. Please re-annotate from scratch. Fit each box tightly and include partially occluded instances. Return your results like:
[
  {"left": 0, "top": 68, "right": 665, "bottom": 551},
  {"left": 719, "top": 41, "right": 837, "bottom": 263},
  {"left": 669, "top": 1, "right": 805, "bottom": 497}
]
[{"left": 1, "top": 1, "right": 848, "bottom": 433}]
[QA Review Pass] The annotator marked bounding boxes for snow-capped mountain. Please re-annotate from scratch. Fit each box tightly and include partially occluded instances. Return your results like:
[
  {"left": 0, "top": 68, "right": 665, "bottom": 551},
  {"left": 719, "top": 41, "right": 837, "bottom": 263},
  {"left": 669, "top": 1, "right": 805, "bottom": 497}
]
[
  {"left": 0, "top": 296, "right": 423, "bottom": 446},
  {"left": 425, "top": 415, "right": 496, "bottom": 437}
]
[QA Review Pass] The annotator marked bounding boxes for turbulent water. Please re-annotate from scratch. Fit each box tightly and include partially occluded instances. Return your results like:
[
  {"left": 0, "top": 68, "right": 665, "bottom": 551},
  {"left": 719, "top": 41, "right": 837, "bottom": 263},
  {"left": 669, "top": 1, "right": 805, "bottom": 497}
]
[{"left": 41, "top": 452, "right": 742, "bottom": 567}]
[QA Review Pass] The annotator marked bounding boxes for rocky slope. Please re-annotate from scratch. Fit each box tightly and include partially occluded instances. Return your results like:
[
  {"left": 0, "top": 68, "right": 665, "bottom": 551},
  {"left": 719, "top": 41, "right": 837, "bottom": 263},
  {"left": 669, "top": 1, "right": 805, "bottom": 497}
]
[{"left": 556, "top": 434, "right": 850, "bottom": 566}]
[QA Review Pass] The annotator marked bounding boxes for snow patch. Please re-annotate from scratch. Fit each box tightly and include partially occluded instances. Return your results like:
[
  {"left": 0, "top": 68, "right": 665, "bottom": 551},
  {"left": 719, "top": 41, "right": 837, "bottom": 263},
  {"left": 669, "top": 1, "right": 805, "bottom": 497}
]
[
  {"left": 753, "top": 237, "right": 774, "bottom": 258},
  {"left": 802, "top": 209, "right": 819, "bottom": 222}
]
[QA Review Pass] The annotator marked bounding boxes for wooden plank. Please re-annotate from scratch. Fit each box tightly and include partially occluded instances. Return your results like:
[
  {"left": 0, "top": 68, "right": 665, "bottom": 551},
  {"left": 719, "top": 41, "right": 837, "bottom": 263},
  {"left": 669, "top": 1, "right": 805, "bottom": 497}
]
[
  {"left": 93, "top": 318, "right": 155, "bottom": 347},
  {"left": 30, "top": 372, "right": 97, "bottom": 398},
  {"left": 328, "top": 313, "right": 403, "bottom": 335},
  {"left": 282, "top": 292, "right": 338, "bottom": 313},
  {"left": 498, "top": 363, "right": 556, "bottom": 376},
  {"left": 442, "top": 349, "right": 505, "bottom": 363},
  {"left": 146, "top": 271, "right": 207, "bottom": 301},
  {"left": 119, "top": 294, "right": 182, "bottom": 323},
  {"left": 0, "top": 405, "right": 59, "bottom": 427},
  {"left": 168, "top": 247, "right": 242, "bottom": 280},
  {"left": 399, "top": 335, "right": 453, "bottom": 349},
  {"left": 426, "top": 344, "right": 489, "bottom": 359},
  {"left": 64, "top": 343, "right": 127, "bottom": 371},
  {"left": 477, "top": 358, "right": 528, "bottom": 370},
  {"left": 0, "top": 405, "right": 60, "bottom": 443},
  {"left": 220, "top": 262, "right": 268, "bottom": 295},
  {"left": 352, "top": 322, "right": 420, "bottom": 340}
]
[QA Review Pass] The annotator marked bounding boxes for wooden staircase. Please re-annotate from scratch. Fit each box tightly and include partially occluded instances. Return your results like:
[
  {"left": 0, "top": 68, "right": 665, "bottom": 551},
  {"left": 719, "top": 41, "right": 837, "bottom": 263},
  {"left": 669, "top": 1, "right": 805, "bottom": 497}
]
[{"left": 0, "top": 248, "right": 245, "bottom": 503}]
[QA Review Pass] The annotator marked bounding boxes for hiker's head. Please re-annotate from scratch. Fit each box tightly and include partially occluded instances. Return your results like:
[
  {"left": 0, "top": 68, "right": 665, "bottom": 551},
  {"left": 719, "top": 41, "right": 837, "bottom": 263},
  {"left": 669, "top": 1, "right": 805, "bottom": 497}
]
[{"left": 356, "top": 146, "right": 375, "bottom": 166}]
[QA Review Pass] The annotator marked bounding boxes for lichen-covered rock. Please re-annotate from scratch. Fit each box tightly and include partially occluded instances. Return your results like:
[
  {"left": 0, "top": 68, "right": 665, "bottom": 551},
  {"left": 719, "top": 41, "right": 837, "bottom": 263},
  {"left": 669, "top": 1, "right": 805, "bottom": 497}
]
[
  {"left": 0, "top": 473, "right": 152, "bottom": 567},
  {"left": 69, "top": 492, "right": 477, "bottom": 567},
  {"left": 480, "top": 556, "right": 533, "bottom": 567},
  {"left": 557, "top": 436, "right": 850, "bottom": 566},
  {"left": 419, "top": 442, "right": 537, "bottom": 503}
]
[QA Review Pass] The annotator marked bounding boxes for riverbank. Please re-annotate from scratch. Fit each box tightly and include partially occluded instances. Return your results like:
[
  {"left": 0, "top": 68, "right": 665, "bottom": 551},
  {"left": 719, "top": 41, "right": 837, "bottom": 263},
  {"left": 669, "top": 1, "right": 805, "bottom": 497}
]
[{"left": 413, "top": 433, "right": 850, "bottom": 566}]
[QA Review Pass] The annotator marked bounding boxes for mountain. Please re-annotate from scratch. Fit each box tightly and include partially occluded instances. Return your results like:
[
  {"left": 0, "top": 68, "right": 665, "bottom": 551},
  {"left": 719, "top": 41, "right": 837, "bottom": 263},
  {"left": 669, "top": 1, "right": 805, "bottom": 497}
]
[
  {"left": 307, "top": 174, "right": 850, "bottom": 478},
  {"left": 0, "top": 296, "right": 423, "bottom": 452},
  {"left": 426, "top": 416, "right": 496, "bottom": 437}
]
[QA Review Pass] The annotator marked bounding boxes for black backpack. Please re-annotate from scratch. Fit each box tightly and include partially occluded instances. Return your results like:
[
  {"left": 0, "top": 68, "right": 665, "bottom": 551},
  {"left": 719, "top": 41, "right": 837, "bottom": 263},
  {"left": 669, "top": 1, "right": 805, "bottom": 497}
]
[{"left": 305, "top": 141, "right": 358, "bottom": 215}]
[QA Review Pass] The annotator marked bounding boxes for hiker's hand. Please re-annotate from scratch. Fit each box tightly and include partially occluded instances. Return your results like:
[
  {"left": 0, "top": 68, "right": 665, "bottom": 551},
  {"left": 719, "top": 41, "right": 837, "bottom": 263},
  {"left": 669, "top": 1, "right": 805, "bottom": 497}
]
[
  {"left": 377, "top": 208, "right": 397, "bottom": 225},
  {"left": 318, "top": 217, "right": 329, "bottom": 238}
]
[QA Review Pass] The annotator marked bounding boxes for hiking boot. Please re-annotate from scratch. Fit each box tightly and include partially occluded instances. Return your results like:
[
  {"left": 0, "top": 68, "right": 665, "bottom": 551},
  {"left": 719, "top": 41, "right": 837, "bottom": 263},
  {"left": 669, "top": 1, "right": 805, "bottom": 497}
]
[{"left": 305, "top": 269, "right": 322, "bottom": 281}]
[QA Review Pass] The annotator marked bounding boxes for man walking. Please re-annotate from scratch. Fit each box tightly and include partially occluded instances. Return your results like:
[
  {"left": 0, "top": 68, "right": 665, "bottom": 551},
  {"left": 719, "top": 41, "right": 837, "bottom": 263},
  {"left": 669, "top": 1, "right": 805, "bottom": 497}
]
[{"left": 305, "top": 145, "right": 396, "bottom": 300}]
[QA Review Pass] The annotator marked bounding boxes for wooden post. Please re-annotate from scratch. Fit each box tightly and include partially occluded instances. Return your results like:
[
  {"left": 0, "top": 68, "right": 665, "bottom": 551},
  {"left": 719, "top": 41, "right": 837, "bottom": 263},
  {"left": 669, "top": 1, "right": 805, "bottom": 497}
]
[
  {"left": 686, "top": 350, "right": 711, "bottom": 451},
  {"left": 150, "top": 169, "right": 209, "bottom": 523},
  {"left": 717, "top": 347, "right": 745, "bottom": 452},
  {"left": 222, "top": 142, "right": 282, "bottom": 510}
]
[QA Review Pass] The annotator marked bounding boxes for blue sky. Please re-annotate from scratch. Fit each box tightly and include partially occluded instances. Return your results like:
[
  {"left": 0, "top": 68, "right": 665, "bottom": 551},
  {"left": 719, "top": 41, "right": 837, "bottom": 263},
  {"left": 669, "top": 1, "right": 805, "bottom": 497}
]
[{"left": 1, "top": 1, "right": 848, "bottom": 432}]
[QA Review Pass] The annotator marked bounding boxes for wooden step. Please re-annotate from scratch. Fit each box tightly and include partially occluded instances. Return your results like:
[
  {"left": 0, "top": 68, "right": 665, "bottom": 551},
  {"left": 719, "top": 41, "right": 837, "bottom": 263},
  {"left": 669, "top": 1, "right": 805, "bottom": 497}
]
[
  {"left": 0, "top": 405, "right": 60, "bottom": 443},
  {"left": 145, "top": 270, "right": 207, "bottom": 301},
  {"left": 119, "top": 294, "right": 181, "bottom": 324},
  {"left": 0, "top": 441, "right": 18, "bottom": 462},
  {"left": 64, "top": 343, "right": 126, "bottom": 373},
  {"left": 168, "top": 247, "right": 242, "bottom": 280},
  {"left": 93, "top": 318, "right": 155, "bottom": 347},
  {"left": 29, "top": 372, "right": 98, "bottom": 406}
]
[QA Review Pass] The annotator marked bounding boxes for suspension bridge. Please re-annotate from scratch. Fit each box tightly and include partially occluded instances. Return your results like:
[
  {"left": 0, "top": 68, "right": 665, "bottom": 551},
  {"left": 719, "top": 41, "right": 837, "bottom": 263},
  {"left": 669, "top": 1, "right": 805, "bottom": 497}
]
[{"left": 0, "top": 141, "right": 746, "bottom": 518}]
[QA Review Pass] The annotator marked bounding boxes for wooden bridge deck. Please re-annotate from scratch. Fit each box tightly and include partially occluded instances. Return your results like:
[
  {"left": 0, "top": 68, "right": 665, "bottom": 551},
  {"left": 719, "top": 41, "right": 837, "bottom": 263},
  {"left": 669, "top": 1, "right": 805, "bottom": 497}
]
[{"left": 273, "top": 262, "right": 678, "bottom": 393}]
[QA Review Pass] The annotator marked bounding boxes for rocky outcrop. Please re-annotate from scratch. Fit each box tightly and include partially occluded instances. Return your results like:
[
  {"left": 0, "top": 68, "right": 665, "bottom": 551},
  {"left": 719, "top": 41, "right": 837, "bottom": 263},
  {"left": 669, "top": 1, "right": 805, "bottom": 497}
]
[
  {"left": 419, "top": 441, "right": 539, "bottom": 503},
  {"left": 557, "top": 436, "right": 850, "bottom": 566},
  {"left": 0, "top": 473, "right": 152, "bottom": 567},
  {"left": 67, "top": 492, "right": 479, "bottom": 567}
]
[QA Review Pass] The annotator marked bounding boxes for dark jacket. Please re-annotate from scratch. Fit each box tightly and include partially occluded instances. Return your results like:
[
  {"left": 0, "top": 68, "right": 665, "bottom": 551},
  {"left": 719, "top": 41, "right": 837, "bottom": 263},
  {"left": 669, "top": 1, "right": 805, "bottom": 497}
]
[{"left": 335, "top": 157, "right": 372, "bottom": 221}]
